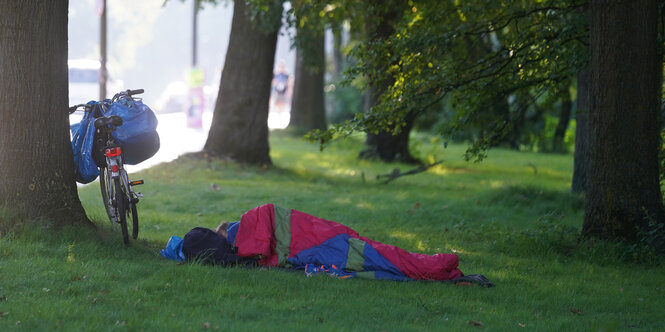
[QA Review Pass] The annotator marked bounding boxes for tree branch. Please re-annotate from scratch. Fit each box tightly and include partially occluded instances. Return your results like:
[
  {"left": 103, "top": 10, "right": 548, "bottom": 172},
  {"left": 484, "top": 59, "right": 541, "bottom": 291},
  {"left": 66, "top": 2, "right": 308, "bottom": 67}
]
[{"left": 376, "top": 161, "right": 443, "bottom": 184}]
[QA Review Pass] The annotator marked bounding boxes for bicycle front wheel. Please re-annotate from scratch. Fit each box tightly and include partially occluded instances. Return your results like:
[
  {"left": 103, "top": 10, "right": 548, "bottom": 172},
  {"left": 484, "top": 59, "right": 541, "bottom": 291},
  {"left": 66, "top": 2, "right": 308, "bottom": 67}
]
[
  {"left": 114, "top": 177, "right": 129, "bottom": 245},
  {"left": 129, "top": 201, "right": 139, "bottom": 240}
]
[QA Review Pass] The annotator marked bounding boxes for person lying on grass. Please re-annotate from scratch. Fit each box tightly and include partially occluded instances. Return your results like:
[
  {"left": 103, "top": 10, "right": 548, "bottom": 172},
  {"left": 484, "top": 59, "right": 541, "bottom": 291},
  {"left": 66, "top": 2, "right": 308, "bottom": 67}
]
[{"left": 161, "top": 204, "right": 493, "bottom": 287}]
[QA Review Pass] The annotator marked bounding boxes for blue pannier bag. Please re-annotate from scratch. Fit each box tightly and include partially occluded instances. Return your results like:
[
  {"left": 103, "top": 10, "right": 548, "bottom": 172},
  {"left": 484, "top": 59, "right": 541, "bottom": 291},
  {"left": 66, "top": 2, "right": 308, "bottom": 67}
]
[
  {"left": 104, "top": 96, "right": 160, "bottom": 165},
  {"left": 71, "top": 104, "right": 100, "bottom": 184}
]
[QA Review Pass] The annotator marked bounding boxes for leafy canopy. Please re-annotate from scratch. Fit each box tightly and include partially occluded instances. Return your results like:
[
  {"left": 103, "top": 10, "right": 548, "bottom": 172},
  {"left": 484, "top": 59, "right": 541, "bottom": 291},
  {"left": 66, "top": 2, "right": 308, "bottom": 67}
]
[{"left": 304, "top": 0, "right": 588, "bottom": 159}]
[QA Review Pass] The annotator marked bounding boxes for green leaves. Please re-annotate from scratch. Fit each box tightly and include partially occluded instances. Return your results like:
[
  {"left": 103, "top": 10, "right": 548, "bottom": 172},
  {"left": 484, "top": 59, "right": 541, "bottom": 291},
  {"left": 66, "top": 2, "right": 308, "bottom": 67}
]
[{"left": 307, "top": 0, "right": 588, "bottom": 157}]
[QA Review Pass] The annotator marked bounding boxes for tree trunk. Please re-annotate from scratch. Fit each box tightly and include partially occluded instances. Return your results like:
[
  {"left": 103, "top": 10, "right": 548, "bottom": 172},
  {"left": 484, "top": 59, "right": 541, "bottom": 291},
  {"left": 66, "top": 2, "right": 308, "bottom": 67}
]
[
  {"left": 572, "top": 69, "right": 589, "bottom": 193},
  {"left": 552, "top": 88, "right": 572, "bottom": 153},
  {"left": 203, "top": 0, "right": 281, "bottom": 165},
  {"left": 359, "top": 1, "right": 417, "bottom": 164},
  {"left": 331, "top": 24, "right": 344, "bottom": 81},
  {"left": 0, "top": 0, "right": 89, "bottom": 227},
  {"left": 289, "top": 26, "right": 327, "bottom": 133},
  {"left": 361, "top": 111, "right": 418, "bottom": 163},
  {"left": 583, "top": 0, "right": 664, "bottom": 242}
]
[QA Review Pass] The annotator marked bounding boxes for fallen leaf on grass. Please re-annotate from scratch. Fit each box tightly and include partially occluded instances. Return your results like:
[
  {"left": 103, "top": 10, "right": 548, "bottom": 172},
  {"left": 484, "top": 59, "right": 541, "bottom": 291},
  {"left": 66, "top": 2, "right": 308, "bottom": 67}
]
[
  {"left": 518, "top": 323, "right": 526, "bottom": 327},
  {"left": 468, "top": 320, "right": 483, "bottom": 327},
  {"left": 202, "top": 322, "right": 211, "bottom": 329}
]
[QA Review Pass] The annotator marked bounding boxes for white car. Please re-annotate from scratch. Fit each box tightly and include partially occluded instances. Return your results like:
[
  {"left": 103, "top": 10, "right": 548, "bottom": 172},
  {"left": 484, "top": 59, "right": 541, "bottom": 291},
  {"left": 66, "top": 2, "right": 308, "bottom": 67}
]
[{"left": 68, "top": 59, "right": 122, "bottom": 106}]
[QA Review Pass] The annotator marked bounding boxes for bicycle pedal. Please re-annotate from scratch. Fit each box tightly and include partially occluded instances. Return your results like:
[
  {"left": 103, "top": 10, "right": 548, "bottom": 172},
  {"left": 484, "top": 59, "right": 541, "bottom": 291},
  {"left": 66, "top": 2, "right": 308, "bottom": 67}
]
[
  {"left": 130, "top": 180, "right": 144, "bottom": 186},
  {"left": 136, "top": 192, "right": 143, "bottom": 198}
]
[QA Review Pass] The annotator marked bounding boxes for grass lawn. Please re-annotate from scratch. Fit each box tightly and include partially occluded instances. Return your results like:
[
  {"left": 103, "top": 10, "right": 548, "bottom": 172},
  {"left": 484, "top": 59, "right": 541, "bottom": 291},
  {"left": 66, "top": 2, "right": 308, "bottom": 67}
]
[{"left": 1, "top": 132, "right": 664, "bottom": 331}]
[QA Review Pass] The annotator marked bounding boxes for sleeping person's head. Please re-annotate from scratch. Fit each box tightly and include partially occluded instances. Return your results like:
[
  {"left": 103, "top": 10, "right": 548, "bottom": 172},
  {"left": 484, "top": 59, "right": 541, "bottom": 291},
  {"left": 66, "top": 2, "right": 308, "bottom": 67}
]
[{"left": 215, "top": 222, "right": 230, "bottom": 238}]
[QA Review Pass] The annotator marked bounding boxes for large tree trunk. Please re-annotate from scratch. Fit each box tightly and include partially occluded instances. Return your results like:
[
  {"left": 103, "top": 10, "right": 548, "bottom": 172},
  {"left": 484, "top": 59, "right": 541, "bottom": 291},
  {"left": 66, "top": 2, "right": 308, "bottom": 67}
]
[
  {"left": 583, "top": 0, "right": 664, "bottom": 242},
  {"left": 0, "top": 1, "right": 89, "bottom": 227},
  {"left": 571, "top": 69, "right": 589, "bottom": 193},
  {"left": 359, "top": 1, "right": 417, "bottom": 164},
  {"left": 289, "top": 26, "right": 327, "bottom": 133},
  {"left": 361, "top": 110, "right": 418, "bottom": 163},
  {"left": 203, "top": 0, "right": 281, "bottom": 165}
]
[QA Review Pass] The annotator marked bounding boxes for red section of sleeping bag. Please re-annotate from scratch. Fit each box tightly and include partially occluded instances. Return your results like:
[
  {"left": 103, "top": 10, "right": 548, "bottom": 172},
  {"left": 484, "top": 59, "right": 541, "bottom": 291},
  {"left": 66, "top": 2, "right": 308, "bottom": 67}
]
[
  {"left": 236, "top": 204, "right": 277, "bottom": 266},
  {"left": 359, "top": 237, "right": 463, "bottom": 280},
  {"left": 289, "top": 208, "right": 462, "bottom": 280},
  {"left": 236, "top": 204, "right": 464, "bottom": 280},
  {"left": 288, "top": 209, "right": 360, "bottom": 257}
]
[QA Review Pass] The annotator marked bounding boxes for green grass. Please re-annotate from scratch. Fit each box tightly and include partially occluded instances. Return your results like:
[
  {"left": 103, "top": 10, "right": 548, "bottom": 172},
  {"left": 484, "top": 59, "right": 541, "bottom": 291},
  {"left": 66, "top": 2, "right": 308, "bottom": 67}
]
[{"left": 1, "top": 132, "right": 664, "bottom": 331}]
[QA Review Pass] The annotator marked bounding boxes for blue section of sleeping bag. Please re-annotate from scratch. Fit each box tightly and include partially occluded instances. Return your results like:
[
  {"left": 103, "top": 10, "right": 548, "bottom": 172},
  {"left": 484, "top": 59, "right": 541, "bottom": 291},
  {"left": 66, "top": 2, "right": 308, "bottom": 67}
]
[
  {"left": 287, "top": 233, "right": 411, "bottom": 281},
  {"left": 288, "top": 234, "right": 351, "bottom": 269},
  {"left": 226, "top": 221, "right": 240, "bottom": 245}
]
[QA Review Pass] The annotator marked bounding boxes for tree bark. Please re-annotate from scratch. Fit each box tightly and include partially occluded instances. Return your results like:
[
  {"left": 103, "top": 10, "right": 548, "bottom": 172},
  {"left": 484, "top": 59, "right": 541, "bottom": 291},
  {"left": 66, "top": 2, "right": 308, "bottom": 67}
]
[
  {"left": 331, "top": 24, "right": 344, "bottom": 81},
  {"left": 553, "top": 88, "right": 572, "bottom": 153},
  {"left": 0, "top": 0, "right": 89, "bottom": 227},
  {"left": 572, "top": 69, "right": 589, "bottom": 193},
  {"left": 203, "top": 0, "right": 280, "bottom": 165},
  {"left": 583, "top": 0, "right": 664, "bottom": 241},
  {"left": 359, "top": 1, "right": 417, "bottom": 164},
  {"left": 289, "top": 25, "right": 327, "bottom": 133}
]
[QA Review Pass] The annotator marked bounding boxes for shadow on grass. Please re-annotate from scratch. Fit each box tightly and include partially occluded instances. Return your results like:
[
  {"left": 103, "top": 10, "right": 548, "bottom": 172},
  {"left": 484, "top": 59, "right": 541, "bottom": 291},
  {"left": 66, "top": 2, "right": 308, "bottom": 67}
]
[{"left": 479, "top": 185, "right": 585, "bottom": 214}]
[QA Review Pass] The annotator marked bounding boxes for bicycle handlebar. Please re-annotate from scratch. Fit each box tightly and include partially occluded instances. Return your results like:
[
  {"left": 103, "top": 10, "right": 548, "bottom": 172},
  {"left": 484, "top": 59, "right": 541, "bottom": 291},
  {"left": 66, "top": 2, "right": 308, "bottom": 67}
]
[
  {"left": 126, "top": 89, "right": 144, "bottom": 96},
  {"left": 68, "top": 104, "right": 90, "bottom": 114},
  {"left": 69, "top": 88, "right": 145, "bottom": 112}
]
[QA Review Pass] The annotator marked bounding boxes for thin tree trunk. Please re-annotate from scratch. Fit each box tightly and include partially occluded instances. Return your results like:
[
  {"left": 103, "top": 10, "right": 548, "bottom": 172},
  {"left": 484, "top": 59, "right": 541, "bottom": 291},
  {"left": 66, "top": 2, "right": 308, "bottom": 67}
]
[
  {"left": 289, "top": 26, "right": 327, "bottom": 132},
  {"left": 332, "top": 25, "right": 343, "bottom": 81},
  {"left": 553, "top": 88, "right": 572, "bottom": 152},
  {"left": 203, "top": 0, "right": 280, "bottom": 165},
  {"left": 572, "top": 69, "right": 589, "bottom": 193},
  {"left": 0, "top": 0, "right": 89, "bottom": 227},
  {"left": 583, "top": 0, "right": 664, "bottom": 242}
]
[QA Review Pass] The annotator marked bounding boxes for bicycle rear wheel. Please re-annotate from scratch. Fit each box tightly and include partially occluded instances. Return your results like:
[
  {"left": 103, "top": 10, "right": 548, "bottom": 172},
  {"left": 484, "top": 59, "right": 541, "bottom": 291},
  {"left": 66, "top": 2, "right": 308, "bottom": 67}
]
[
  {"left": 114, "top": 177, "right": 129, "bottom": 245},
  {"left": 99, "top": 167, "right": 116, "bottom": 225}
]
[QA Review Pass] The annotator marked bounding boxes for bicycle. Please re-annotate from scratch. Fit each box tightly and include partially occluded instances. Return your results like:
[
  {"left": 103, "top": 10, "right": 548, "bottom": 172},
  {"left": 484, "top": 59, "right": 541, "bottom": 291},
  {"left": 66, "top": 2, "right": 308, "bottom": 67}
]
[{"left": 69, "top": 89, "right": 147, "bottom": 245}]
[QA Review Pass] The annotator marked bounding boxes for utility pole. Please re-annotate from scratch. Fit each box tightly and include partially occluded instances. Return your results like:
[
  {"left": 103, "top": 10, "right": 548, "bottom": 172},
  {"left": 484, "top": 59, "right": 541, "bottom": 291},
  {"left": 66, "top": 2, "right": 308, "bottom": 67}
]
[
  {"left": 192, "top": 0, "right": 198, "bottom": 67},
  {"left": 99, "top": 0, "right": 108, "bottom": 100},
  {"left": 187, "top": 0, "right": 204, "bottom": 128}
]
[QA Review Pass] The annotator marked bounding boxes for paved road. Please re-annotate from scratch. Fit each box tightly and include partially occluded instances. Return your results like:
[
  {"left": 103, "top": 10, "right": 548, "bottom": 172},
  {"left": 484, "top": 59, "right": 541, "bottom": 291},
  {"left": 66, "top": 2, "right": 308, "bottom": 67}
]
[
  {"left": 124, "top": 112, "right": 212, "bottom": 173},
  {"left": 71, "top": 108, "right": 290, "bottom": 180}
]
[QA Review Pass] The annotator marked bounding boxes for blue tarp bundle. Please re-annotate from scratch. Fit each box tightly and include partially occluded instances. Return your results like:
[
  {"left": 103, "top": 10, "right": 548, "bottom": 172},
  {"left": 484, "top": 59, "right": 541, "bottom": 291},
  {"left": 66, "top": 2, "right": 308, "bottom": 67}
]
[
  {"left": 105, "top": 97, "right": 160, "bottom": 165},
  {"left": 71, "top": 97, "right": 159, "bottom": 184},
  {"left": 71, "top": 105, "right": 100, "bottom": 184}
]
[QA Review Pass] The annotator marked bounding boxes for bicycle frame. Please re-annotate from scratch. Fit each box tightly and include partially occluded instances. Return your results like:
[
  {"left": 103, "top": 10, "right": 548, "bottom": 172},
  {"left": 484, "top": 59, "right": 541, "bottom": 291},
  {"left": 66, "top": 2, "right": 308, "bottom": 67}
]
[
  {"left": 70, "top": 89, "right": 146, "bottom": 244},
  {"left": 105, "top": 146, "right": 141, "bottom": 206}
]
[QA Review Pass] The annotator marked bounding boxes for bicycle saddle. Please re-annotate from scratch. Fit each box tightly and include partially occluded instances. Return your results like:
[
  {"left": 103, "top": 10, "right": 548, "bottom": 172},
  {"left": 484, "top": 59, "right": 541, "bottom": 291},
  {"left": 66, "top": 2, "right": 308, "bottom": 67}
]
[{"left": 94, "top": 115, "right": 123, "bottom": 129}]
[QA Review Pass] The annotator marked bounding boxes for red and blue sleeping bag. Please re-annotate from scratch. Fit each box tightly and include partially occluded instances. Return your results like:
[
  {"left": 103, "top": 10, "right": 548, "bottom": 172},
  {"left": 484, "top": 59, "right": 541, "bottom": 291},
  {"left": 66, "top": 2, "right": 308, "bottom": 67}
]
[{"left": 233, "top": 204, "right": 463, "bottom": 281}]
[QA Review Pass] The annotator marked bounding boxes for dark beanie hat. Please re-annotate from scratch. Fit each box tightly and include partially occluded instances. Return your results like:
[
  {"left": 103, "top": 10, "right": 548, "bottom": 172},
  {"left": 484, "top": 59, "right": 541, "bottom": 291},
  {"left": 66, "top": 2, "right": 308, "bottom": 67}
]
[{"left": 182, "top": 227, "right": 256, "bottom": 267}]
